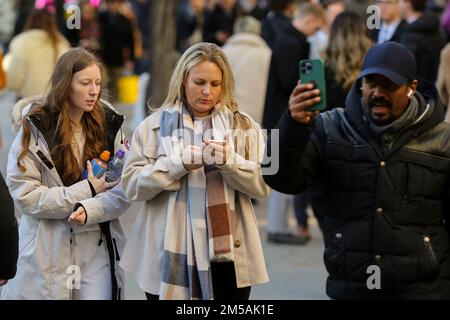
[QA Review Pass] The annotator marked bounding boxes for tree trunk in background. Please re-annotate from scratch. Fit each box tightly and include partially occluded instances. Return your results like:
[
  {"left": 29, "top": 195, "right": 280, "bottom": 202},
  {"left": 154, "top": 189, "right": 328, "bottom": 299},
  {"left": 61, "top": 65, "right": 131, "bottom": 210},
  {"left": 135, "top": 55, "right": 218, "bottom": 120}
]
[{"left": 145, "top": 0, "right": 179, "bottom": 115}]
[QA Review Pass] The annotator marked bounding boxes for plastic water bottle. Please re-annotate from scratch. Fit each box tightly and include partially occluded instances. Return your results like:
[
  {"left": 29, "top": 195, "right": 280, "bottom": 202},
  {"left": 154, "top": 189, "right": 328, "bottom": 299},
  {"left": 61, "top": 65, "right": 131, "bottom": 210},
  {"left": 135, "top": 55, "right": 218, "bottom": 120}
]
[
  {"left": 105, "top": 150, "right": 125, "bottom": 182},
  {"left": 83, "top": 150, "right": 111, "bottom": 179}
]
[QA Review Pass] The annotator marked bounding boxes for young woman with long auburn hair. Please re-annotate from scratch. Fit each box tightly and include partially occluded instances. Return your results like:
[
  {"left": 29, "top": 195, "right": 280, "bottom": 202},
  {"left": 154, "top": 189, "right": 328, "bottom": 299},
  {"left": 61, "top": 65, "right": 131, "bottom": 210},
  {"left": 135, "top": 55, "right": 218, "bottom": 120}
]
[{"left": 1, "top": 48, "right": 130, "bottom": 300}]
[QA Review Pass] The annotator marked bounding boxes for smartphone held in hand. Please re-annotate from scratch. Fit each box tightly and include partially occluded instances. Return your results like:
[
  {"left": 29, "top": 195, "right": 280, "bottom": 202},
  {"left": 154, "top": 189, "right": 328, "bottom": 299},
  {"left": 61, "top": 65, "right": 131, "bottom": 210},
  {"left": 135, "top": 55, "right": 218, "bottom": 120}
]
[{"left": 299, "top": 59, "right": 327, "bottom": 111}]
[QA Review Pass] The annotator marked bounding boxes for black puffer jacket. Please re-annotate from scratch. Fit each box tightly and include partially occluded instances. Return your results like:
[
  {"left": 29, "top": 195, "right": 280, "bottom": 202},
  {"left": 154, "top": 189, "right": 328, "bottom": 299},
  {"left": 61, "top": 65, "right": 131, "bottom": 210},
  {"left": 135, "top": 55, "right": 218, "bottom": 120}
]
[{"left": 264, "top": 84, "right": 450, "bottom": 299}]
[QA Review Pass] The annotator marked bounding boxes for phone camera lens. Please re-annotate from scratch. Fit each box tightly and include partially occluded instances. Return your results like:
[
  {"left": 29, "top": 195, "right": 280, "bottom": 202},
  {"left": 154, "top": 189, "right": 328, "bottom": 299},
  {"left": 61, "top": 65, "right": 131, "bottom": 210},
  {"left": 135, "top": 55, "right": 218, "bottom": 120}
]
[{"left": 301, "top": 62, "right": 313, "bottom": 74}]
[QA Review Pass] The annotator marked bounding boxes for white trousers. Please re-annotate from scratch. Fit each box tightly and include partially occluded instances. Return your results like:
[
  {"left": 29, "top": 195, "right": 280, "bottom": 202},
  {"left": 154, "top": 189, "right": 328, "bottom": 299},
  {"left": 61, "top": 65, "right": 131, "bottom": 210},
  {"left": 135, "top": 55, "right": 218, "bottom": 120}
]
[
  {"left": 70, "top": 230, "right": 112, "bottom": 300},
  {"left": 266, "top": 190, "right": 294, "bottom": 233}
]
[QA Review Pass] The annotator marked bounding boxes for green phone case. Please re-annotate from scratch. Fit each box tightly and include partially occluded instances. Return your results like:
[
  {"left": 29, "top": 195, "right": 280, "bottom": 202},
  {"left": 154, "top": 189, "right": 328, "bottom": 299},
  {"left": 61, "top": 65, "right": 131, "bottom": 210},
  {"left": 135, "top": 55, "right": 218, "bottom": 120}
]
[{"left": 299, "top": 59, "right": 327, "bottom": 111}]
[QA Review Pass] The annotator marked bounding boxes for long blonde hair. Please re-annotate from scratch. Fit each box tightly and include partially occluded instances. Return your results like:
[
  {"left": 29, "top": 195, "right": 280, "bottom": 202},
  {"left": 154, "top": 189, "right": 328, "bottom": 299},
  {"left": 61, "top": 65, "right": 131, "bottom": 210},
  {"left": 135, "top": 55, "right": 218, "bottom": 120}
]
[
  {"left": 163, "top": 42, "right": 251, "bottom": 131},
  {"left": 324, "top": 11, "right": 373, "bottom": 90},
  {"left": 18, "top": 48, "right": 108, "bottom": 186}
]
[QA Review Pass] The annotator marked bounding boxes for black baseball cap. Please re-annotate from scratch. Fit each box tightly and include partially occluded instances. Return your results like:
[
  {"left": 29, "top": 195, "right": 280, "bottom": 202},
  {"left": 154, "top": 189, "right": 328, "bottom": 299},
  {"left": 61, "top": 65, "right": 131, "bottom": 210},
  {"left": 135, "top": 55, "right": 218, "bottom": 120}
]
[{"left": 358, "top": 42, "right": 417, "bottom": 85}]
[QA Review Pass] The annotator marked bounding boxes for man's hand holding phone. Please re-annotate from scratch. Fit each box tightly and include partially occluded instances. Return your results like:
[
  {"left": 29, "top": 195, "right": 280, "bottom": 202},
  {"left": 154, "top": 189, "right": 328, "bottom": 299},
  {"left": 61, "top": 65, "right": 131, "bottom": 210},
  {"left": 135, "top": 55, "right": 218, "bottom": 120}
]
[{"left": 289, "top": 81, "right": 321, "bottom": 125}]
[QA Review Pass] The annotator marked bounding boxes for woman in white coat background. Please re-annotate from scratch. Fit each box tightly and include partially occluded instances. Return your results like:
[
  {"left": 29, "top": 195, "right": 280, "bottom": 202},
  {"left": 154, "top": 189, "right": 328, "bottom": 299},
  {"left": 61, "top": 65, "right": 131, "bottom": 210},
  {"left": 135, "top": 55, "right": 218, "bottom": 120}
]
[
  {"left": 120, "top": 42, "right": 270, "bottom": 300},
  {"left": 2, "top": 48, "right": 130, "bottom": 300},
  {"left": 4, "top": 8, "right": 70, "bottom": 99},
  {"left": 222, "top": 16, "right": 272, "bottom": 125}
]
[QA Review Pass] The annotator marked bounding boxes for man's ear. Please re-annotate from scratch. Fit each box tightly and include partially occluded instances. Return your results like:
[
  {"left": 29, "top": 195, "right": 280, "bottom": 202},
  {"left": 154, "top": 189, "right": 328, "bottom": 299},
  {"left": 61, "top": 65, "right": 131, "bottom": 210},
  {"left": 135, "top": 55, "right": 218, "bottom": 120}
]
[
  {"left": 410, "top": 79, "right": 418, "bottom": 92},
  {"left": 356, "top": 79, "right": 363, "bottom": 94},
  {"left": 407, "top": 80, "right": 419, "bottom": 98}
]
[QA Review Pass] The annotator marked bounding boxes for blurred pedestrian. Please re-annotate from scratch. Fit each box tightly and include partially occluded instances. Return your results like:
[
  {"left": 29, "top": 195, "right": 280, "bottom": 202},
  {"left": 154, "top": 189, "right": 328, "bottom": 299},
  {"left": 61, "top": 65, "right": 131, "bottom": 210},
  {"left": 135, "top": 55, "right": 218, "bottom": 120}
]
[
  {"left": 323, "top": 11, "right": 372, "bottom": 108},
  {"left": 263, "top": 2, "right": 325, "bottom": 244},
  {"left": 223, "top": 16, "right": 271, "bottom": 124},
  {"left": 203, "top": 0, "right": 240, "bottom": 46},
  {"left": 399, "top": 0, "right": 447, "bottom": 83},
  {"left": 261, "top": 0, "right": 298, "bottom": 49},
  {"left": 176, "top": 0, "right": 206, "bottom": 53},
  {"left": 367, "top": 0, "right": 407, "bottom": 44},
  {"left": 308, "top": 0, "right": 345, "bottom": 59},
  {"left": 120, "top": 42, "right": 270, "bottom": 300},
  {"left": 238, "top": 0, "right": 269, "bottom": 20},
  {"left": 264, "top": 41, "right": 450, "bottom": 299},
  {"left": 436, "top": 42, "right": 450, "bottom": 123},
  {"left": 98, "top": 0, "right": 135, "bottom": 103},
  {"left": 4, "top": 8, "right": 70, "bottom": 99},
  {"left": 1, "top": 48, "right": 130, "bottom": 300},
  {"left": 79, "top": 0, "right": 102, "bottom": 55}
]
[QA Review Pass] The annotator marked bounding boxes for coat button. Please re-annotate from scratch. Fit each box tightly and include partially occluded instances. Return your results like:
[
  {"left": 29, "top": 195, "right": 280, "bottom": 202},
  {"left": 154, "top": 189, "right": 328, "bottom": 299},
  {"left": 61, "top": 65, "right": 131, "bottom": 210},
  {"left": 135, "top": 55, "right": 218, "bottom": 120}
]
[
  {"left": 380, "top": 161, "right": 386, "bottom": 167},
  {"left": 375, "top": 255, "right": 381, "bottom": 262},
  {"left": 376, "top": 208, "right": 383, "bottom": 214},
  {"left": 335, "top": 233, "right": 342, "bottom": 239},
  {"left": 234, "top": 240, "right": 241, "bottom": 248},
  {"left": 424, "top": 236, "right": 430, "bottom": 243}
]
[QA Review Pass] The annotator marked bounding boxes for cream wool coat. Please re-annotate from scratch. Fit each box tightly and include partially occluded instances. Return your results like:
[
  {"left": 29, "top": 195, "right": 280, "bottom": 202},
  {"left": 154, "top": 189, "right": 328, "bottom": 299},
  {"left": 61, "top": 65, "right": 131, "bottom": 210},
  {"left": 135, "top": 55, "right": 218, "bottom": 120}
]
[
  {"left": 223, "top": 33, "right": 271, "bottom": 125},
  {"left": 1, "top": 101, "right": 130, "bottom": 300},
  {"left": 120, "top": 108, "right": 270, "bottom": 295},
  {"left": 5, "top": 29, "right": 69, "bottom": 98}
]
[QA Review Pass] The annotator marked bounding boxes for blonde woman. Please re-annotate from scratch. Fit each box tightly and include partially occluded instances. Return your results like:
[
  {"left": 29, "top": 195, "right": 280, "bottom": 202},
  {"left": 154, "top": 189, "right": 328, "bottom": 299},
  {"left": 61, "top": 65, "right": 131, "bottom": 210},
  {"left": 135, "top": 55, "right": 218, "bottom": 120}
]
[
  {"left": 120, "top": 42, "right": 270, "bottom": 300},
  {"left": 323, "top": 11, "right": 372, "bottom": 108}
]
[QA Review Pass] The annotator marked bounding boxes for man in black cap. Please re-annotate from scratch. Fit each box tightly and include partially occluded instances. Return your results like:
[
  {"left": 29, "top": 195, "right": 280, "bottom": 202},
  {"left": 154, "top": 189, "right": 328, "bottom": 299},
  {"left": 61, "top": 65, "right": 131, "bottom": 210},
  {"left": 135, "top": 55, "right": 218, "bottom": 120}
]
[{"left": 264, "top": 41, "right": 450, "bottom": 299}]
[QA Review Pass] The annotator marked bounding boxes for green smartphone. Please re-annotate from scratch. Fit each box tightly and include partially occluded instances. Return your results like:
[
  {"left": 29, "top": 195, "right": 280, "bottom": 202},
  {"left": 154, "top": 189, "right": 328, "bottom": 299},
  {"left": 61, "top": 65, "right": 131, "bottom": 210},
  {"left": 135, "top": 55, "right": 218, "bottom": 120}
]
[{"left": 299, "top": 59, "right": 327, "bottom": 111}]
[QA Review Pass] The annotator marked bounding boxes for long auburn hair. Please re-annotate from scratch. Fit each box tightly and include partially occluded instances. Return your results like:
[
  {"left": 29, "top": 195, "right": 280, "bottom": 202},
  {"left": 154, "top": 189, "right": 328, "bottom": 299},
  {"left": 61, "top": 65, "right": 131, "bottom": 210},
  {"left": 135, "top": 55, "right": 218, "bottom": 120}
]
[
  {"left": 24, "top": 9, "right": 62, "bottom": 63},
  {"left": 324, "top": 11, "right": 373, "bottom": 90},
  {"left": 18, "top": 48, "right": 108, "bottom": 186}
]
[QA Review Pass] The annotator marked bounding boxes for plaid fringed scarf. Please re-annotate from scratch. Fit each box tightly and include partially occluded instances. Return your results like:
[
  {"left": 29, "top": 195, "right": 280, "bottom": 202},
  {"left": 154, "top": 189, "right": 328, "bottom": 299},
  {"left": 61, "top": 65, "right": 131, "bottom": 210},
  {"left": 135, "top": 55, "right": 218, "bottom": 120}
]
[{"left": 158, "top": 101, "right": 236, "bottom": 300}]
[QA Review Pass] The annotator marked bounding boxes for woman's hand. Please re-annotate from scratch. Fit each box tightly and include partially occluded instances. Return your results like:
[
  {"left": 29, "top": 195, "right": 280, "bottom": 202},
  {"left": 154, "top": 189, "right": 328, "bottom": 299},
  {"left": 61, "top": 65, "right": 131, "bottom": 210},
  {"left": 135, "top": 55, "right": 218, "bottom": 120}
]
[
  {"left": 86, "top": 160, "right": 119, "bottom": 194},
  {"left": 68, "top": 206, "right": 87, "bottom": 225},
  {"left": 289, "top": 81, "right": 321, "bottom": 125},
  {"left": 204, "top": 140, "right": 229, "bottom": 166},
  {"left": 181, "top": 145, "right": 205, "bottom": 171}
]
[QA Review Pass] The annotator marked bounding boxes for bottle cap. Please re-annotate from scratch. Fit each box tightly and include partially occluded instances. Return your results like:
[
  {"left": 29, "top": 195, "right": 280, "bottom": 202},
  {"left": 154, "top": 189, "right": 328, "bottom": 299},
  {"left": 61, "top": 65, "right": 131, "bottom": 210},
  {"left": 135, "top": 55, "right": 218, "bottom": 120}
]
[
  {"left": 100, "top": 150, "right": 111, "bottom": 162},
  {"left": 116, "top": 149, "right": 125, "bottom": 159}
]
